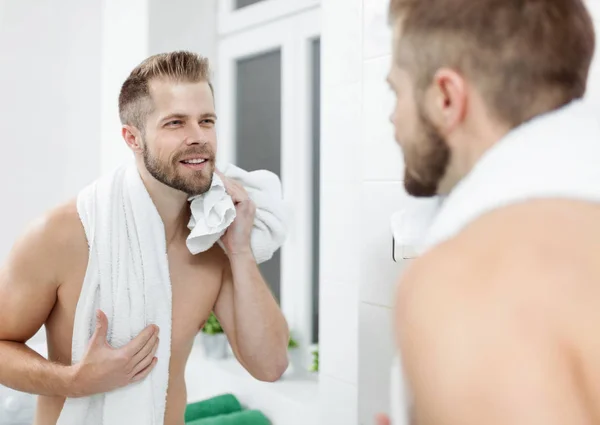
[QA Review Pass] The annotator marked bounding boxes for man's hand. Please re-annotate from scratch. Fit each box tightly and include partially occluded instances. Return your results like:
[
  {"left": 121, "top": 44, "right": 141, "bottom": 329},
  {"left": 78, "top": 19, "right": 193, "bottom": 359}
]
[
  {"left": 375, "top": 414, "right": 391, "bottom": 425},
  {"left": 217, "top": 170, "right": 256, "bottom": 256},
  {"left": 71, "top": 310, "right": 159, "bottom": 397}
]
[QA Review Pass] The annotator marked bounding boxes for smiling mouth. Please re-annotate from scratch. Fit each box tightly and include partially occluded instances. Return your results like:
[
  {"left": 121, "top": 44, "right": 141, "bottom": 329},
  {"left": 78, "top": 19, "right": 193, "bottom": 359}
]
[{"left": 181, "top": 158, "right": 207, "bottom": 165}]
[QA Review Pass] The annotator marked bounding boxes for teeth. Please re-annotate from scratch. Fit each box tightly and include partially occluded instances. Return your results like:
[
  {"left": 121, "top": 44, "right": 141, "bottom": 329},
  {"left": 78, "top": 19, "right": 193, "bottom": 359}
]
[{"left": 184, "top": 159, "right": 206, "bottom": 164}]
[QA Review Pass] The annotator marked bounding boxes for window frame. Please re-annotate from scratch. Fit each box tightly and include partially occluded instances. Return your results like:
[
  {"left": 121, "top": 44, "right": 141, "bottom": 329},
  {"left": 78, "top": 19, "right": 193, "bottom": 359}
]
[
  {"left": 218, "top": 0, "right": 320, "bottom": 36},
  {"left": 217, "top": 6, "right": 321, "bottom": 353}
]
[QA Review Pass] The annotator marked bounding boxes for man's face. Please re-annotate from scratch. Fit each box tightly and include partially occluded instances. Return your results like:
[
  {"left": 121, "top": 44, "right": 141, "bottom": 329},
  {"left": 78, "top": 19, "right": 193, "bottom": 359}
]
[
  {"left": 387, "top": 31, "right": 450, "bottom": 197},
  {"left": 141, "top": 79, "right": 217, "bottom": 196}
]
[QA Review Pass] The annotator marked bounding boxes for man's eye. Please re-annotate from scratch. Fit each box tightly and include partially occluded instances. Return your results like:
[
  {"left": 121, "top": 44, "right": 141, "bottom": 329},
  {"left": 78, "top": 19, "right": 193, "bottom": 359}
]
[
  {"left": 202, "top": 119, "right": 215, "bottom": 125},
  {"left": 167, "top": 120, "right": 183, "bottom": 126}
]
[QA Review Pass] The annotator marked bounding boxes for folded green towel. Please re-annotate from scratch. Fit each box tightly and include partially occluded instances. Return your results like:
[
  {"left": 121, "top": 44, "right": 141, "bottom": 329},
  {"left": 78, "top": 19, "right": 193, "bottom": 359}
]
[
  {"left": 185, "top": 394, "right": 243, "bottom": 422},
  {"left": 186, "top": 410, "right": 271, "bottom": 425}
]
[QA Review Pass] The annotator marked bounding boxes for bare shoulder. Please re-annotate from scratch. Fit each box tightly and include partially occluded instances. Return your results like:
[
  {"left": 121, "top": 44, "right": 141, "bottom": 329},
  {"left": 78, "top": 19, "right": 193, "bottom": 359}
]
[
  {"left": 0, "top": 199, "right": 87, "bottom": 342},
  {"left": 396, "top": 199, "right": 588, "bottom": 324},
  {"left": 3, "top": 198, "right": 87, "bottom": 284}
]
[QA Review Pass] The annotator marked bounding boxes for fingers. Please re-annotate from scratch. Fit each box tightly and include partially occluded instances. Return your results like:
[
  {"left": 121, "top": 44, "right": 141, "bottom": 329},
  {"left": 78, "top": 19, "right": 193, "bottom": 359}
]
[
  {"left": 130, "top": 337, "right": 159, "bottom": 377},
  {"left": 219, "top": 175, "right": 249, "bottom": 203},
  {"left": 91, "top": 310, "right": 108, "bottom": 344},
  {"left": 131, "top": 357, "right": 158, "bottom": 383},
  {"left": 374, "top": 414, "right": 391, "bottom": 425},
  {"left": 123, "top": 324, "right": 159, "bottom": 357},
  {"left": 130, "top": 331, "right": 159, "bottom": 371}
]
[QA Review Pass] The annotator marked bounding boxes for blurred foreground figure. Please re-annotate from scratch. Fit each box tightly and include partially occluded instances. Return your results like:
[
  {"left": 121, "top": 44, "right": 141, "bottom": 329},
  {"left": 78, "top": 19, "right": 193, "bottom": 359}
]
[{"left": 382, "top": 1, "right": 600, "bottom": 424}]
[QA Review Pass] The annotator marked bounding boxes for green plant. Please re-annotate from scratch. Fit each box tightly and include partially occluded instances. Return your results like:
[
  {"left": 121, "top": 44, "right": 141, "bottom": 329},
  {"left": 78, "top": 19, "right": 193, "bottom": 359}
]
[
  {"left": 201, "top": 312, "right": 223, "bottom": 335},
  {"left": 288, "top": 336, "right": 299, "bottom": 349},
  {"left": 309, "top": 346, "right": 319, "bottom": 372}
]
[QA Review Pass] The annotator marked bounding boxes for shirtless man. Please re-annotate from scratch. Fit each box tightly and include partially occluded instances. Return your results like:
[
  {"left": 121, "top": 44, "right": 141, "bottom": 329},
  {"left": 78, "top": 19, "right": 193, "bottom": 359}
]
[
  {"left": 0, "top": 51, "right": 289, "bottom": 425},
  {"left": 377, "top": 0, "right": 600, "bottom": 424}
]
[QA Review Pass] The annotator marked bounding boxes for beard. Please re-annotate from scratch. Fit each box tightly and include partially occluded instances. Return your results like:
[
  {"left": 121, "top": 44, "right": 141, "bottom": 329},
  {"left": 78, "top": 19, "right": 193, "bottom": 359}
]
[
  {"left": 403, "top": 107, "right": 451, "bottom": 197},
  {"left": 142, "top": 143, "right": 216, "bottom": 196}
]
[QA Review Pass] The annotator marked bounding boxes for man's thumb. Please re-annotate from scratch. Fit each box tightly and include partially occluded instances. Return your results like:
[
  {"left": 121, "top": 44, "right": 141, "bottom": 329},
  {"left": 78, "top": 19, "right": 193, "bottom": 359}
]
[
  {"left": 93, "top": 309, "right": 108, "bottom": 342},
  {"left": 375, "top": 414, "right": 391, "bottom": 425}
]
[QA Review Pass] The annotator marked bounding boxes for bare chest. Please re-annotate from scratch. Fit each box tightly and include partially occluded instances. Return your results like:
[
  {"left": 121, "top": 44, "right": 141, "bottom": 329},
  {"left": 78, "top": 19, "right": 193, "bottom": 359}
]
[{"left": 46, "top": 245, "right": 224, "bottom": 367}]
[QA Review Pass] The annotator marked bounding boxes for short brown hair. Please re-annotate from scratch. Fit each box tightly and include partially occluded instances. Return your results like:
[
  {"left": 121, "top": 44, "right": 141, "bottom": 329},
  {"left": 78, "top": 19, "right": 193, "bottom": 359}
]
[
  {"left": 118, "top": 51, "right": 213, "bottom": 130},
  {"left": 389, "top": 0, "right": 595, "bottom": 126}
]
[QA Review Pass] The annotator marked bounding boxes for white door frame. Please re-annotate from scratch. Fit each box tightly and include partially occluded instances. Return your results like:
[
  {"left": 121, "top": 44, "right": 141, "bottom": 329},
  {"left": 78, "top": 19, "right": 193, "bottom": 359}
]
[
  {"left": 217, "top": 5, "right": 321, "bottom": 352},
  {"left": 218, "top": 0, "right": 320, "bottom": 36}
]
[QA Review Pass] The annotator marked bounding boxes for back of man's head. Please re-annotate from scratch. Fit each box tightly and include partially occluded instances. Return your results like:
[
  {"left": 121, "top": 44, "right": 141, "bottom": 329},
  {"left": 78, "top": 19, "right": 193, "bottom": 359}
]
[{"left": 389, "top": 0, "right": 596, "bottom": 127}]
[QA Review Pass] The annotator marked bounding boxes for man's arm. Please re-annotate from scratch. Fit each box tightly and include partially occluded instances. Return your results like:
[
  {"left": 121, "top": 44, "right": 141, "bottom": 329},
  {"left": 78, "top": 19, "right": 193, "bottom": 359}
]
[
  {"left": 213, "top": 254, "right": 289, "bottom": 381},
  {"left": 0, "top": 203, "right": 159, "bottom": 397},
  {"left": 394, "top": 240, "right": 591, "bottom": 425},
  {"left": 212, "top": 173, "right": 289, "bottom": 382},
  {"left": 0, "top": 208, "right": 78, "bottom": 397}
]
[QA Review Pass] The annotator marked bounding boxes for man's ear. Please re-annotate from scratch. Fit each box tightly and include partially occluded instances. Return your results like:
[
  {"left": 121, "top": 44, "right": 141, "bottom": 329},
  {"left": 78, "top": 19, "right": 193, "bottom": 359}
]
[
  {"left": 425, "top": 68, "right": 468, "bottom": 135},
  {"left": 122, "top": 125, "right": 143, "bottom": 153}
]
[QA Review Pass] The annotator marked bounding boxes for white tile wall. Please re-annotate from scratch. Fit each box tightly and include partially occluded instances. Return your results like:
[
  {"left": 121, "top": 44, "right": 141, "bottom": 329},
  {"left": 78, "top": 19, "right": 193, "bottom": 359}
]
[
  {"left": 321, "top": 0, "right": 401, "bottom": 422},
  {"left": 359, "top": 182, "right": 408, "bottom": 307},
  {"left": 321, "top": 0, "right": 363, "bottom": 88},
  {"left": 319, "top": 281, "right": 359, "bottom": 384},
  {"left": 321, "top": 82, "right": 362, "bottom": 184},
  {"left": 363, "top": 0, "right": 392, "bottom": 59},
  {"left": 320, "top": 182, "right": 361, "bottom": 285},
  {"left": 319, "top": 375, "right": 358, "bottom": 425},
  {"left": 361, "top": 55, "right": 403, "bottom": 181},
  {"left": 358, "top": 303, "right": 395, "bottom": 424}
]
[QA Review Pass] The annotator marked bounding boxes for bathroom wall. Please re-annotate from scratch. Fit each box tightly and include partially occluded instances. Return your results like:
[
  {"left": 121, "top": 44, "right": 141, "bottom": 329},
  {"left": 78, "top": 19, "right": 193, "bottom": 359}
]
[
  {"left": 0, "top": 0, "right": 103, "bottom": 264},
  {"left": 320, "top": 0, "right": 600, "bottom": 423}
]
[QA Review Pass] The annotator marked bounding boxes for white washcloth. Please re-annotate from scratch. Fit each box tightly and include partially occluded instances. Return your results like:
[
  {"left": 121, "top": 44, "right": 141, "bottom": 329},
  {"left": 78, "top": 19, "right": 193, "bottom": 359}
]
[
  {"left": 391, "top": 98, "right": 600, "bottom": 425},
  {"left": 186, "top": 163, "right": 287, "bottom": 263},
  {"left": 423, "top": 98, "right": 600, "bottom": 251},
  {"left": 58, "top": 165, "right": 172, "bottom": 425}
]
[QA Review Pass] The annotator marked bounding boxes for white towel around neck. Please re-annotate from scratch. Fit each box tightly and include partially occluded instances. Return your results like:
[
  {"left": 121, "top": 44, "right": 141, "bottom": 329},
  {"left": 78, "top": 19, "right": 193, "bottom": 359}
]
[
  {"left": 58, "top": 165, "right": 172, "bottom": 425},
  {"left": 423, "top": 98, "right": 600, "bottom": 250},
  {"left": 390, "top": 98, "right": 600, "bottom": 425}
]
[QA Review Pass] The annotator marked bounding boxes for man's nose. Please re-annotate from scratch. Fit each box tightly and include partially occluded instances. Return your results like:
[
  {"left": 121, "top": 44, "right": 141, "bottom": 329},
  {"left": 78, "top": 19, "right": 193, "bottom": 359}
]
[{"left": 185, "top": 122, "right": 205, "bottom": 145}]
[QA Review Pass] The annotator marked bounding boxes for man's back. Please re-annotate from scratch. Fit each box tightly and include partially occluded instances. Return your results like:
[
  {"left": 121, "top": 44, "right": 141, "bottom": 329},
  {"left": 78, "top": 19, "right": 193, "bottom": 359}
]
[{"left": 396, "top": 199, "right": 600, "bottom": 425}]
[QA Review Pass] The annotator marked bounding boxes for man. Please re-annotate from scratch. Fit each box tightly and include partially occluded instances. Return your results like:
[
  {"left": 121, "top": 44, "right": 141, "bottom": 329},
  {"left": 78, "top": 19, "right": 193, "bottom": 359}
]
[
  {"left": 0, "top": 51, "right": 289, "bottom": 425},
  {"left": 379, "top": 0, "right": 600, "bottom": 424}
]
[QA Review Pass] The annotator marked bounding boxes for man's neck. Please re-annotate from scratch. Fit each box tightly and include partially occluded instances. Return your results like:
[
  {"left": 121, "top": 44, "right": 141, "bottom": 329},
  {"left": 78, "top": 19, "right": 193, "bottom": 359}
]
[{"left": 136, "top": 164, "right": 191, "bottom": 246}]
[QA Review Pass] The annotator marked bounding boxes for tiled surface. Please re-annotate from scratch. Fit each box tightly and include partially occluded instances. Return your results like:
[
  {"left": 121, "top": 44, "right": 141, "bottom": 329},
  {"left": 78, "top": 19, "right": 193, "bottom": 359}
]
[
  {"left": 363, "top": 0, "right": 392, "bottom": 60},
  {"left": 359, "top": 181, "right": 411, "bottom": 307},
  {"left": 321, "top": 81, "right": 362, "bottom": 184},
  {"left": 319, "top": 375, "right": 358, "bottom": 425},
  {"left": 319, "top": 280, "right": 359, "bottom": 385},
  {"left": 361, "top": 55, "right": 404, "bottom": 181},
  {"left": 322, "top": 0, "right": 363, "bottom": 88},
  {"left": 320, "top": 182, "right": 361, "bottom": 286},
  {"left": 358, "top": 302, "right": 396, "bottom": 424}
]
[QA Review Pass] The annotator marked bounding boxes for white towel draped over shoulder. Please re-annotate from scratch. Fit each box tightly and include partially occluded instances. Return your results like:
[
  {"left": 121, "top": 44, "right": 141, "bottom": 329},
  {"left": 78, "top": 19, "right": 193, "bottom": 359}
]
[
  {"left": 59, "top": 162, "right": 288, "bottom": 425},
  {"left": 422, "top": 98, "right": 600, "bottom": 251},
  {"left": 186, "top": 163, "right": 288, "bottom": 263},
  {"left": 58, "top": 165, "right": 172, "bottom": 425}
]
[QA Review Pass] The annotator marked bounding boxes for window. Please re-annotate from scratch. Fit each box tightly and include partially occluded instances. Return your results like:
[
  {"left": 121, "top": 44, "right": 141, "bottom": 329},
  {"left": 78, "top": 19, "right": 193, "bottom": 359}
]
[
  {"left": 217, "top": 3, "right": 321, "bottom": 351},
  {"left": 235, "top": 49, "right": 283, "bottom": 302}
]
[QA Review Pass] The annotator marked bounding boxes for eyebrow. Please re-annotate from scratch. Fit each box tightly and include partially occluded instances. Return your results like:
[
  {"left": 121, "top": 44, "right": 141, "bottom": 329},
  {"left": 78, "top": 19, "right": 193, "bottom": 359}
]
[{"left": 160, "top": 112, "right": 218, "bottom": 123}]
